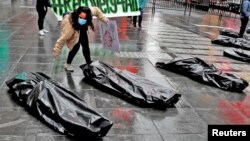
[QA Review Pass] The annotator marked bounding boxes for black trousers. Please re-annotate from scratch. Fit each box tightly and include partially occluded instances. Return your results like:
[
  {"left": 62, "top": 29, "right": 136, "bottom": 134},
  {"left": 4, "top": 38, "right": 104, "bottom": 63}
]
[
  {"left": 133, "top": 9, "right": 143, "bottom": 26},
  {"left": 36, "top": 6, "right": 47, "bottom": 30},
  {"left": 133, "top": 15, "right": 142, "bottom": 26},
  {"left": 239, "top": 18, "right": 249, "bottom": 38},
  {"left": 67, "top": 30, "right": 91, "bottom": 64}
]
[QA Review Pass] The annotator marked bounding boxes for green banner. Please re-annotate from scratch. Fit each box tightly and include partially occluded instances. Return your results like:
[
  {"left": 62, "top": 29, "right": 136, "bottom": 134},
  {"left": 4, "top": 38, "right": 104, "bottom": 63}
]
[{"left": 51, "top": 0, "right": 139, "bottom": 20}]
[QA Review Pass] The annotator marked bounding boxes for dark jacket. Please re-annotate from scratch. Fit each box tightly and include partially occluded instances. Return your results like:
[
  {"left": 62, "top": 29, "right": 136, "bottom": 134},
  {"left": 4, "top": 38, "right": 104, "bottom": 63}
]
[
  {"left": 240, "top": 0, "right": 250, "bottom": 18},
  {"left": 36, "top": 0, "right": 51, "bottom": 7}
]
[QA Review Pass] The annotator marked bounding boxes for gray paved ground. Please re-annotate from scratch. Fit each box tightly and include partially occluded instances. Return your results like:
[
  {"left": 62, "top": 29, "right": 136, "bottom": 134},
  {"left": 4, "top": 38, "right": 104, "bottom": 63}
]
[{"left": 0, "top": 0, "right": 250, "bottom": 141}]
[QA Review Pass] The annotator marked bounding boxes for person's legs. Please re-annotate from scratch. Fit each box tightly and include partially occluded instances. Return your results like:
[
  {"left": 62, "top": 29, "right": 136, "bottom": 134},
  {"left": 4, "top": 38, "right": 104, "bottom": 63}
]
[
  {"left": 37, "top": 7, "right": 47, "bottom": 30},
  {"left": 65, "top": 42, "right": 80, "bottom": 71},
  {"left": 239, "top": 18, "right": 249, "bottom": 38},
  {"left": 138, "top": 10, "right": 144, "bottom": 28},
  {"left": 139, "top": 15, "right": 142, "bottom": 28},
  {"left": 67, "top": 42, "right": 80, "bottom": 64},
  {"left": 79, "top": 31, "right": 91, "bottom": 64},
  {"left": 37, "top": 7, "right": 47, "bottom": 35},
  {"left": 133, "top": 16, "right": 137, "bottom": 27}
]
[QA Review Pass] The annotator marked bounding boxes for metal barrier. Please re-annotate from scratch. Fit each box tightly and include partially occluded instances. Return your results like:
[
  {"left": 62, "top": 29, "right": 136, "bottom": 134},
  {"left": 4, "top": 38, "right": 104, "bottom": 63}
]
[{"left": 146, "top": 0, "right": 241, "bottom": 17}]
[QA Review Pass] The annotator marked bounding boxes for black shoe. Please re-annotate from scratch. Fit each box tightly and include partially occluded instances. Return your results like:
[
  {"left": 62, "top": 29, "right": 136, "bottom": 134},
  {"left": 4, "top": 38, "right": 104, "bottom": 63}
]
[{"left": 133, "top": 24, "right": 136, "bottom": 27}]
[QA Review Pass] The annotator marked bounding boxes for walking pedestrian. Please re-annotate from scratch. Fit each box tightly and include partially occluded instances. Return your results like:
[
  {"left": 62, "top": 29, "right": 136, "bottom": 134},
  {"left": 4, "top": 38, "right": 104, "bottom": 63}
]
[
  {"left": 239, "top": 0, "right": 250, "bottom": 38},
  {"left": 36, "top": 0, "right": 51, "bottom": 36},
  {"left": 133, "top": 0, "right": 148, "bottom": 28}
]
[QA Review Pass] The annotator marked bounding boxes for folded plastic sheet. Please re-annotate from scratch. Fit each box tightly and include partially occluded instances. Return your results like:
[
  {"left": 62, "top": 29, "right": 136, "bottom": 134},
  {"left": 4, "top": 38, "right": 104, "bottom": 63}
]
[
  {"left": 224, "top": 48, "right": 250, "bottom": 62},
  {"left": 219, "top": 29, "right": 239, "bottom": 38},
  {"left": 211, "top": 35, "right": 250, "bottom": 50},
  {"left": 80, "top": 61, "right": 181, "bottom": 108},
  {"left": 156, "top": 57, "right": 248, "bottom": 92},
  {"left": 246, "top": 28, "right": 250, "bottom": 34},
  {"left": 6, "top": 72, "right": 113, "bottom": 138}
]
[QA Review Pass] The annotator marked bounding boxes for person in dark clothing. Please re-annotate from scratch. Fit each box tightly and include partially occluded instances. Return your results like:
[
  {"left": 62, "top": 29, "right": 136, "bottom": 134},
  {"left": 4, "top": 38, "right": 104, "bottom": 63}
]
[
  {"left": 133, "top": 0, "right": 148, "bottom": 28},
  {"left": 239, "top": 0, "right": 250, "bottom": 38},
  {"left": 36, "top": 0, "right": 51, "bottom": 36},
  {"left": 53, "top": 6, "right": 109, "bottom": 72}
]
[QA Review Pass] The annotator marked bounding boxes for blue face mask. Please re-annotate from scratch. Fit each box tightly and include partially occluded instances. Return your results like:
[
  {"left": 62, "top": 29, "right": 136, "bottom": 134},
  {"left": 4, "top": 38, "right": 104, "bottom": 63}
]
[{"left": 78, "top": 18, "right": 87, "bottom": 25}]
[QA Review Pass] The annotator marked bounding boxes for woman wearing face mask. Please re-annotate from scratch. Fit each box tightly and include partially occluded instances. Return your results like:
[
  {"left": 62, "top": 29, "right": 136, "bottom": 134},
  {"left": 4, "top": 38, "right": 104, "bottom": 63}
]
[{"left": 53, "top": 6, "right": 109, "bottom": 72}]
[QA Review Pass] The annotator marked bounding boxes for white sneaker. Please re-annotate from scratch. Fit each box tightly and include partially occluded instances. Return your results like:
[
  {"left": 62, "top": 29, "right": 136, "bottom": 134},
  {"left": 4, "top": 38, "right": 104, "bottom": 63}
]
[
  {"left": 64, "top": 64, "right": 74, "bottom": 72},
  {"left": 38, "top": 30, "right": 45, "bottom": 36},
  {"left": 43, "top": 29, "right": 49, "bottom": 33}
]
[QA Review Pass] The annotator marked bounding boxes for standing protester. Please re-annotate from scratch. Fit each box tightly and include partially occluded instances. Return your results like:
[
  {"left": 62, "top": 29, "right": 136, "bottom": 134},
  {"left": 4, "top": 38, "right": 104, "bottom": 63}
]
[
  {"left": 53, "top": 6, "right": 109, "bottom": 72},
  {"left": 36, "top": 0, "right": 51, "bottom": 36},
  {"left": 133, "top": 0, "right": 148, "bottom": 28},
  {"left": 239, "top": 0, "right": 250, "bottom": 38}
]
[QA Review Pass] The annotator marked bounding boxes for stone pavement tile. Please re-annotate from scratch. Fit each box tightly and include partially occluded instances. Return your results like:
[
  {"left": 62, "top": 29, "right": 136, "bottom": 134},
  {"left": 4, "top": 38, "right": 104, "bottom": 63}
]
[
  {"left": 32, "top": 123, "right": 61, "bottom": 136},
  {"left": 118, "top": 44, "right": 143, "bottom": 52},
  {"left": 0, "top": 106, "right": 57, "bottom": 136},
  {"left": 116, "top": 52, "right": 172, "bottom": 59},
  {"left": 200, "top": 45, "right": 232, "bottom": 51},
  {"left": 179, "top": 88, "right": 233, "bottom": 109},
  {"left": 0, "top": 88, "right": 19, "bottom": 108},
  {"left": 211, "top": 88, "right": 249, "bottom": 104},
  {"left": 166, "top": 48, "right": 223, "bottom": 56},
  {"left": 0, "top": 54, "right": 23, "bottom": 63},
  {"left": 0, "top": 135, "right": 36, "bottom": 141},
  {"left": 0, "top": 108, "right": 28, "bottom": 136},
  {"left": 26, "top": 47, "right": 53, "bottom": 55},
  {"left": 0, "top": 75, "right": 6, "bottom": 88},
  {"left": 8, "top": 40, "right": 33, "bottom": 47},
  {"left": 165, "top": 77, "right": 216, "bottom": 91},
  {"left": 51, "top": 73, "right": 93, "bottom": 90},
  {"left": 100, "top": 58, "right": 153, "bottom": 67},
  {"left": 35, "top": 135, "right": 65, "bottom": 141},
  {"left": 195, "top": 109, "right": 250, "bottom": 124},
  {"left": 103, "top": 134, "right": 163, "bottom": 141},
  {"left": 152, "top": 69, "right": 186, "bottom": 79},
  {"left": 10, "top": 34, "right": 35, "bottom": 40},
  {"left": 0, "top": 25, "right": 16, "bottom": 32},
  {"left": 175, "top": 54, "right": 247, "bottom": 64},
  {"left": 96, "top": 108, "right": 159, "bottom": 135},
  {"left": 0, "top": 63, "right": 15, "bottom": 74},
  {"left": 162, "top": 134, "right": 206, "bottom": 141},
  {"left": 160, "top": 42, "right": 193, "bottom": 49},
  {"left": 157, "top": 35, "right": 210, "bottom": 42},
  {"left": 29, "top": 37, "right": 59, "bottom": 48},
  {"left": 19, "top": 54, "right": 53, "bottom": 64},
  {"left": 12, "top": 63, "right": 53, "bottom": 74},
  {"left": 136, "top": 44, "right": 164, "bottom": 52},
  {"left": 232, "top": 72, "right": 250, "bottom": 82},
  {"left": 234, "top": 109, "right": 250, "bottom": 119},
  {"left": 158, "top": 39, "right": 185, "bottom": 44},
  {"left": 173, "top": 97, "right": 191, "bottom": 108},
  {"left": 0, "top": 46, "right": 28, "bottom": 54},
  {"left": 51, "top": 63, "right": 84, "bottom": 76},
  {"left": 152, "top": 108, "right": 206, "bottom": 134},
  {"left": 186, "top": 41, "right": 213, "bottom": 46},
  {"left": 77, "top": 89, "right": 135, "bottom": 109},
  {"left": 33, "top": 134, "right": 163, "bottom": 141},
  {"left": 214, "top": 63, "right": 250, "bottom": 72}
]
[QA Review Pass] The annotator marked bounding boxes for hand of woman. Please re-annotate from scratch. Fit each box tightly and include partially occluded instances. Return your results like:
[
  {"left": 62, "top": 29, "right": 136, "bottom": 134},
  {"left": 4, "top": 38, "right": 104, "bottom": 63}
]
[
  {"left": 53, "top": 48, "right": 60, "bottom": 59},
  {"left": 105, "top": 18, "right": 109, "bottom": 24}
]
